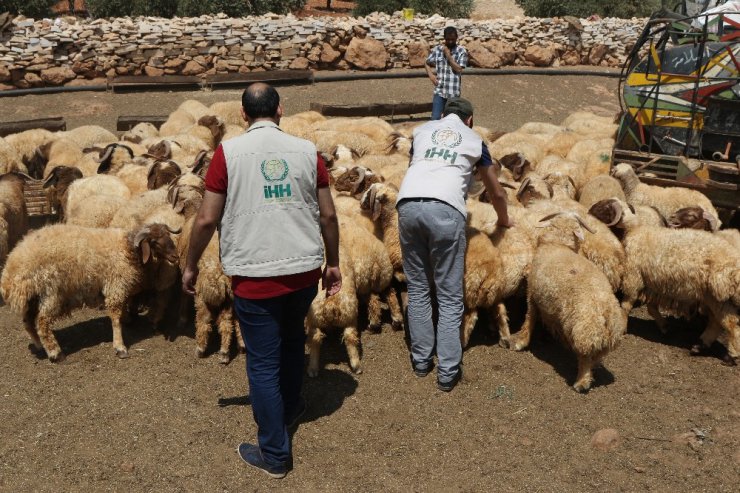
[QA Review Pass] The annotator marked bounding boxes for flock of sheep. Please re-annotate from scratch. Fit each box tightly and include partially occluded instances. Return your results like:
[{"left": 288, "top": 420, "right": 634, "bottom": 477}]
[{"left": 0, "top": 100, "right": 737, "bottom": 392}]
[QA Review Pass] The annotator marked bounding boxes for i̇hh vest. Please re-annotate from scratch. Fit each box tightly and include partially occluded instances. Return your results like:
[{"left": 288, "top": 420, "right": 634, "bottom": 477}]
[
  {"left": 219, "top": 121, "right": 324, "bottom": 277},
  {"left": 396, "top": 114, "right": 483, "bottom": 216}
]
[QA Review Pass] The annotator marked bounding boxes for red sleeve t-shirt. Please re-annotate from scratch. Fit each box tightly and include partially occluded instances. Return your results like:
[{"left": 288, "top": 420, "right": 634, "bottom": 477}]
[{"left": 204, "top": 145, "right": 330, "bottom": 299}]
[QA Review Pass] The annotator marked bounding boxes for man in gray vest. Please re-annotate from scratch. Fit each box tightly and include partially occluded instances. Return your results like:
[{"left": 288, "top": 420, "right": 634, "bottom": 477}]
[
  {"left": 396, "top": 97, "right": 512, "bottom": 392},
  {"left": 182, "top": 83, "right": 341, "bottom": 478}
]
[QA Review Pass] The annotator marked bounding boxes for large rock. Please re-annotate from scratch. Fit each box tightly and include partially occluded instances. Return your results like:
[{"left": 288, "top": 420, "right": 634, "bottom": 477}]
[
  {"left": 40, "top": 66, "right": 76, "bottom": 85},
  {"left": 467, "top": 40, "right": 517, "bottom": 68},
  {"left": 591, "top": 428, "right": 621, "bottom": 451},
  {"left": 524, "top": 45, "right": 556, "bottom": 67},
  {"left": 165, "top": 58, "right": 186, "bottom": 69},
  {"left": 0, "top": 65, "right": 10, "bottom": 82},
  {"left": 588, "top": 44, "right": 609, "bottom": 65},
  {"left": 181, "top": 60, "right": 205, "bottom": 76},
  {"left": 289, "top": 57, "right": 310, "bottom": 70},
  {"left": 144, "top": 65, "right": 164, "bottom": 77},
  {"left": 561, "top": 50, "right": 581, "bottom": 66},
  {"left": 320, "top": 42, "right": 341, "bottom": 64},
  {"left": 345, "top": 37, "right": 388, "bottom": 70},
  {"left": 407, "top": 41, "right": 429, "bottom": 68}
]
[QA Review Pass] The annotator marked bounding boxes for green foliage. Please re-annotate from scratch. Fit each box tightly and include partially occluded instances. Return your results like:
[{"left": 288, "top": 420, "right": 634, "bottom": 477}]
[
  {"left": 84, "top": 0, "right": 132, "bottom": 18},
  {"left": 131, "top": 0, "right": 179, "bottom": 17},
  {"left": 515, "top": 0, "right": 663, "bottom": 18},
  {"left": 353, "top": 0, "right": 473, "bottom": 18},
  {"left": 410, "top": 0, "right": 474, "bottom": 18},
  {"left": 251, "top": 0, "right": 307, "bottom": 15},
  {"left": 353, "top": 0, "right": 406, "bottom": 17},
  {"left": 0, "top": 0, "right": 58, "bottom": 18}
]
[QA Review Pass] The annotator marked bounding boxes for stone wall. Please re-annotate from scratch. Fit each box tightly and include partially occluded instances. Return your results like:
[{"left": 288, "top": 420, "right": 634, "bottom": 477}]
[{"left": 0, "top": 11, "right": 646, "bottom": 90}]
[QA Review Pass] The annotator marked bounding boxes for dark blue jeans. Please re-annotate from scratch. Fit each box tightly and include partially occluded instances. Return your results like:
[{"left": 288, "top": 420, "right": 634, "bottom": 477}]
[
  {"left": 234, "top": 284, "right": 318, "bottom": 468},
  {"left": 431, "top": 93, "right": 447, "bottom": 120}
]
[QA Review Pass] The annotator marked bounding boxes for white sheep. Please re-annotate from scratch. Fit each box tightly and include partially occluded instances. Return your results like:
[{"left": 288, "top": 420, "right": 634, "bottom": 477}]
[
  {"left": 500, "top": 211, "right": 627, "bottom": 392},
  {"left": 611, "top": 162, "right": 721, "bottom": 229},
  {"left": 0, "top": 223, "right": 180, "bottom": 362},
  {"left": 0, "top": 172, "right": 29, "bottom": 270},
  {"left": 0, "top": 136, "right": 28, "bottom": 174},
  {"left": 590, "top": 198, "right": 740, "bottom": 365}
]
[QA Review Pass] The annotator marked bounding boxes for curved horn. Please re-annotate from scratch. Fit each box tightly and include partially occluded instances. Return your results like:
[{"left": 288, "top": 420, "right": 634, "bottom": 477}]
[
  {"left": 606, "top": 199, "right": 624, "bottom": 227},
  {"left": 701, "top": 209, "right": 719, "bottom": 231},
  {"left": 538, "top": 212, "right": 564, "bottom": 223},
  {"left": 94, "top": 144, "right": 115, "bottom": 164},
  {"left": 516, "top": 177, "right": 532, "bottom": 200},
  {"left": 165, "top": 224, "right": 182, "bottom": 235},
  {"left": 12, "top": 171, "right": 39, "bottom": 182},
  {"left": 500, "top": 181, "right": 516, "bottom": 190},
  {"left": 574, "top": 214, "right": 596, "bottom": 234},
  {"left": 191, "top": 150, "right": 208, "bottom": 176},
  {"left": 133, "top": 226, "right": 151, "bottom": 247},
  {"left": 351, "top": 167, "right": 367, "bottom": 195}
]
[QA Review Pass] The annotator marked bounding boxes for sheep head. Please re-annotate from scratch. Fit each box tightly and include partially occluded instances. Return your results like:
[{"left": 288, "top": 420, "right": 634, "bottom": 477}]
[
  {"left": 146, "top": 140, "right": 173, "bottom": 161},
  {"left": 132, "top": 223, "right": 180, "bottom": 265},
  {"left": 360, "top": 183, "right": 396, "bottom": 222},
  {"left": 147, "top": 160, "right": 182, "bottom": 190},
  {"left": 95, "top": 143, "right": 134, "bottom": 174},
  {"left": 25, "top": 141, "right": 54, "bottom": 179},
  {"left": 487, "top": 130, "right": 507, "bottom": 143},
  {"left": 536, "top": 210, "right": 595, "bottom": 251},
  {"left": 516, "top": 176, "right": 553, "bottom": 206},
  {"left": 167, "top": 179, "right": 204, "bottom": 216},
  {"left": 588, "top": 198, "right": 634, "bottom": 230},
  {"left": 544, "top": 172, "right": 577, "bottom": 200},
  {"left": 500, "top": 153, "right": 531, "bottom": 181},
  {"left": 197, "top": 115, "right": 225, "bottom": 147},
  {"left": 333, "top": 166, "right": 382, "bottom": 197},
  {"left": 190, "top": 150, "right": 212, "bottom": 178},
  {"left": 42, "top": 166, "right": 83, "bottom": 214},
  {"left": 667, "top": 206, "right": 718, "bottom": 232},
  {"left": 385, "top": 131, "right": 412, "bottom": 156}
]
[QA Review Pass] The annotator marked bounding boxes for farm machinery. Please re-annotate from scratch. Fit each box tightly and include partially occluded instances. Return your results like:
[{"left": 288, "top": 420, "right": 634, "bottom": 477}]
[{"left": 613, "top": 0, "right": 740, "bottom": 214}]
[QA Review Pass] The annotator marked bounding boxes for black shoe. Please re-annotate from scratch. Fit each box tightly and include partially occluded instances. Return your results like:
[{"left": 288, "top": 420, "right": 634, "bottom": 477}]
[
  {"left": 237, "top": 443, "right": 287, "bottom": 479},
  {"left": 286, "top": 398, "right": 306, "bottom": 429},
  {"left": 437, "top": 366, "right": 463, "bottom": 392},
  {"left": 412, "top": 359, "right": 433, "bottom": 378}
]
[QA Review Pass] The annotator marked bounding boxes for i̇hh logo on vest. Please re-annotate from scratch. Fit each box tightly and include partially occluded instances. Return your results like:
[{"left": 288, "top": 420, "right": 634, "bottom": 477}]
[
  {"left": 426, "top": 128, "right": 462, "bottom": 164},
  {"left": 261, "top": 158, "right": 292, "bottom": 201}
]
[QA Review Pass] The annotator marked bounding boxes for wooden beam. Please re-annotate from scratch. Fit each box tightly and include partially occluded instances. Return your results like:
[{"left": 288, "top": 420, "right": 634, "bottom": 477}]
[
  {"left": 117, "top": 115, "right": 169, "bottom": 131},
  {"left": 309, "top": 102, "right": 432, "bottom": 117},
  {"left": 205, "top": 70, "right": 314, "bottom": 87},
  {"left": 0, "top": 117, "right": 66, "bottom": 137},
  {"left": 110, "top": 75, "right": 203, "bottom": 92}
]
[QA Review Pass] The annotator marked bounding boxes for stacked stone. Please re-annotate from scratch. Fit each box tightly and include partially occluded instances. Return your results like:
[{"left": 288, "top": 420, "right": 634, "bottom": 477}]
[{"left": 0, "top": 11, "right": 647, "bottom": 90}]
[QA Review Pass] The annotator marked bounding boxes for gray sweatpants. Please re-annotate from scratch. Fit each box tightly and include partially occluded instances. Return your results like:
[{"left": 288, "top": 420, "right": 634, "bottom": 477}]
[{"left": 397, "top": 199, "right": 466, "bottom": 383}]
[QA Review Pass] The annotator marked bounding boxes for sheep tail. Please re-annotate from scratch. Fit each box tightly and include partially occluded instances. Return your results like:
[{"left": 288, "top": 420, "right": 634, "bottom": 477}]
[{"left": 708, "top": 265, "right": 740, "bottom": 305}]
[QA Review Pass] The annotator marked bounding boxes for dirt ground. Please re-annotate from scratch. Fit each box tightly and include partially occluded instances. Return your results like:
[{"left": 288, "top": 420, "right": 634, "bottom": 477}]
[{"left": 1, "top": 74, "right": 739, "bottom": 492}]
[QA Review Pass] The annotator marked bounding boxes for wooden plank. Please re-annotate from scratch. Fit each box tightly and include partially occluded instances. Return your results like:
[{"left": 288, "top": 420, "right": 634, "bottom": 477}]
[
  {"left": 0, "top": 117, "right": 66, "bottom": 137},
  {"left": 309, "top": 102, "right": 432, "bottom": 117},
  {"left": 205, "top": 70, "right": 313, "bottom": 86},
  {"left": 117, "top": 115, "right": 169, "bottom": 131},
  {"left": 110, "top": 75, "right": 202, "bottom": 92}
]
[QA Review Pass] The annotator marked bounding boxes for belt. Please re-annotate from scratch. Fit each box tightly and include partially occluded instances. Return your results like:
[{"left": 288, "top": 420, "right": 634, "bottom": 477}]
[{"left": 398, "top": 197, "right": 450, "bottom": 206}]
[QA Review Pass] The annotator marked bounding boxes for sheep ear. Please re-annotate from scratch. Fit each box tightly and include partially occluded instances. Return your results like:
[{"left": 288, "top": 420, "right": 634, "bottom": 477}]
[
  {"left": 140, "top": 241, "right": 152, "bottom": 264},
  {"left": 372, "top": 199, "right": 382, "bottom": 222},
  {"left": 574, "top": 228, "right": 585, "bottom": 242},
  {"left": 147, "top": 164, "right": 159, "bottom": 190},
  {"left": 516, "top": 177, "right": 531, "bottom": 200},
  {"left": 42, "top": 168, "right": 59, "bottom": 188},
  {"left": 545, "top": 181, "right": 554, "bottom": 198}
]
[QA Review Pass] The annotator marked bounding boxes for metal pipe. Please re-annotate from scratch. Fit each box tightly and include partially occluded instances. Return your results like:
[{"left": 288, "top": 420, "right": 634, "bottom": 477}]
[{"left": 0, "top": 67, "right": 621, "bottom": 97}]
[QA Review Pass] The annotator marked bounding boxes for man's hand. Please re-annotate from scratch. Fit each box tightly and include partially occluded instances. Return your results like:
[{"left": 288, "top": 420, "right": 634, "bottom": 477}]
[
  {"left": 430, "top": 74, "right": 438, "bottom": 86},
  {"left": 322, "top": 265, "right": 342, "bottom": 297},
  {"left": 442, "top": 44, "right": 451, "bottom": 58},
  {"left": 496, "top": 218, "right": 515, "bottom": 228},
  {"left": 182, "top": 266, "right": 198, "bottom": 295}
]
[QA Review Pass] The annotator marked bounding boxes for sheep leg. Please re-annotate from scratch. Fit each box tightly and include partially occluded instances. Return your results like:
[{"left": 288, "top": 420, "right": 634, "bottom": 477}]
[
  {"left": 573, "top": 355, "right": 595, "bottom": 393},
  {"left": 108, "top": 307, "right": 129, "bottom": 359},
  {"left": 234, "top": 312, "right": 246, "bottom": 353},
  {"left": 384, "top": 287, "right": 404, "bottom": 331},
  {"left": 367, "top": 293, "right": 383, "bottom": 332},
  {"left": 215, "top": 303, "right": 235, "bottom": 365},
  {"left": 307, "top": 325, "right": 325, "bottom": 378},
  {"left": 147, "top": 293, "right": 169, "bottom": 333},
  {"left": 647, "top": 304, "right": 668, "bottom": 334},
  {"left": 489, "top": 302, "right": 510, "bottom": 340},
  {"left": 177, "top": 294, "right": 192, "bottom": 330},
  {"left": 194, "top": 297, "right": 213, "bottom": 359},
  {"left": 702, "top": 302, "right": 740, "bottom": 366},
  {"left": 461, "top": 309, "right": 478, "bottom": 349},
  {"left": 342, "top": 325, "right": 362, "bottom": 374},
  {"left": 500, "top": 299, "right": 538, "bottom": 351},
  {"left": 36, "top": 312, "right": 64, "bottom": 362},
  {"left": 23, "top": 307, "right": 45, "bottom": 358}
]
